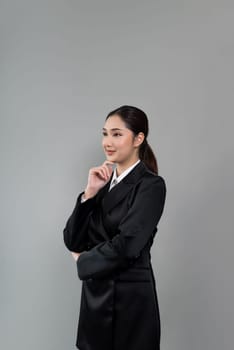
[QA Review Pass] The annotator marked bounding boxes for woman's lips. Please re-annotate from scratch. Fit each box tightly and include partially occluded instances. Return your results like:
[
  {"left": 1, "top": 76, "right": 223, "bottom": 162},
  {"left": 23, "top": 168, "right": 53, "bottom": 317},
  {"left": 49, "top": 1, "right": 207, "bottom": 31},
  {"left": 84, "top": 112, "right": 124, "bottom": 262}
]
[{"left": 106, "top": 150, "right": 116, "bottom": 155}]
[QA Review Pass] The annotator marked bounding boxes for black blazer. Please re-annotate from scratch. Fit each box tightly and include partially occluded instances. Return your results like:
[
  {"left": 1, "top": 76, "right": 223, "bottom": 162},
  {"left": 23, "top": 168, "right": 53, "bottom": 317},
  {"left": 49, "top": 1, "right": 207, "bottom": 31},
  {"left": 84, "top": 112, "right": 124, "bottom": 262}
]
[{"left": 63, "top": 160, "right": 166, "bottom": 281}]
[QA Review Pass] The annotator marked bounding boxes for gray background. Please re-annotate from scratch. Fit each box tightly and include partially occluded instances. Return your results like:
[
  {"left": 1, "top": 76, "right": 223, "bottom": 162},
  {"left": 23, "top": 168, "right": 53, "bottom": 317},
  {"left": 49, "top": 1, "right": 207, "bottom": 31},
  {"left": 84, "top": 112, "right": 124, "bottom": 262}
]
[{"left": 1, "top": 0, "right": 233, "bottom": 349}]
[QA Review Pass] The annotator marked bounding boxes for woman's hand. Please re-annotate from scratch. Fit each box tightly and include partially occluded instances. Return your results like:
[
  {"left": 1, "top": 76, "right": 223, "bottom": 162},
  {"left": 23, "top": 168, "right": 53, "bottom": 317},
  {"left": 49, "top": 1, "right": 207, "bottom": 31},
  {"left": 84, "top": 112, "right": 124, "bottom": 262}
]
[
  {"left": 83, "top": 160, "right": 115, "bottom": 199},
  {"left": 71, "top": 251, "right": 82, "bottom": 261}
]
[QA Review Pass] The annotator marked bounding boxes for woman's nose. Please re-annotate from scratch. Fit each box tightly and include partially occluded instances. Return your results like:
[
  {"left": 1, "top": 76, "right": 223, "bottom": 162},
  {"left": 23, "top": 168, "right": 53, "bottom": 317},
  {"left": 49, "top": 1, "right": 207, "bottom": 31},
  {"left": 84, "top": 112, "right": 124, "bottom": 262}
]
[{"left": 102, "top": 137, "right": 113, "bottom": 147}]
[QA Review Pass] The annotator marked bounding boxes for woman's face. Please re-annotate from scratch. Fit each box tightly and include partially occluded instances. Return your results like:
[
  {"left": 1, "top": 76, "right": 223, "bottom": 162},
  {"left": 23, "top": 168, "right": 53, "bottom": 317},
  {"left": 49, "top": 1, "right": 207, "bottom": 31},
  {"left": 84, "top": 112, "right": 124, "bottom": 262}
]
[{"left": 102, "top": 114, "right": 143, "bottom": 165}]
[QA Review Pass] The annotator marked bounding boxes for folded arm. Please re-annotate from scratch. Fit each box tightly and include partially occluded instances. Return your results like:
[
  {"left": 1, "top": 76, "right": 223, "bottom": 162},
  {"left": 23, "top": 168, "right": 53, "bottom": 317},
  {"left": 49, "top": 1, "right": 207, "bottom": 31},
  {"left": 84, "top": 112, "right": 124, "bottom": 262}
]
[
  {"left": 77, "top": 175, "right": 166, "bottom": 280},
  {"left": 63, "top": 191, "right": 97, "bottom": 252}
]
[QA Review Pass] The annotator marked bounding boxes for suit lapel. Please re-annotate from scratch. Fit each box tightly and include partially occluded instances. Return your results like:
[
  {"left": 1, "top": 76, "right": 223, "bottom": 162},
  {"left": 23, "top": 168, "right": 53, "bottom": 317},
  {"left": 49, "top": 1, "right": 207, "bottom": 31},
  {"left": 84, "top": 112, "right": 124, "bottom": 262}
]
[{"left": 99, "top": 161, "right": 147, "bottom": 216}]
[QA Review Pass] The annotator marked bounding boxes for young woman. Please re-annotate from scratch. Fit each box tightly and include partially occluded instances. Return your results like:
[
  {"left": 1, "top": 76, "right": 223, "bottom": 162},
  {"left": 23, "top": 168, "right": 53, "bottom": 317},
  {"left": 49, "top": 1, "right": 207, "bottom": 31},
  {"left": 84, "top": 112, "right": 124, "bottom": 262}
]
[{"left": 63, "top": 105, "right": 167, "bottom": 350}]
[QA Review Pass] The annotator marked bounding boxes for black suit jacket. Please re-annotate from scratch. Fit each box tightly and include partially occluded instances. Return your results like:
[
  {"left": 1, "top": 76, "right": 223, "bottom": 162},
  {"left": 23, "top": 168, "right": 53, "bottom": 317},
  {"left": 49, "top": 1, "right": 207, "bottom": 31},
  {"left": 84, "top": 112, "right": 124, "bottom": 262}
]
[{"left": 63, "top": 160, "right": 166, "bottom": 281}]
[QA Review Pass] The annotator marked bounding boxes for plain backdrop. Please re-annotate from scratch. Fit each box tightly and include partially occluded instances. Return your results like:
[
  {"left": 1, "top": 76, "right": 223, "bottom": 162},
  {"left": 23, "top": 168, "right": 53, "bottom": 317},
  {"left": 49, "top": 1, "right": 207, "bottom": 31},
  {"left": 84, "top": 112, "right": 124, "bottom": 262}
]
[{"left": 1, "top": 1, "right": 234, "bottom": 349}]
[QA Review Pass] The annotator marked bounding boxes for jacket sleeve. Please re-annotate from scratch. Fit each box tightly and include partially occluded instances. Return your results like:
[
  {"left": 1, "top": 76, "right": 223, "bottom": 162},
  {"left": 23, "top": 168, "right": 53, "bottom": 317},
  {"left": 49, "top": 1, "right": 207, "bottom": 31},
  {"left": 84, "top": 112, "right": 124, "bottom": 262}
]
[
  {"left": 76, "top": 175, "right": 166, "bottom": 280},
  {"left": 63, "top": 191, "right": 97, "bottom": 252}
]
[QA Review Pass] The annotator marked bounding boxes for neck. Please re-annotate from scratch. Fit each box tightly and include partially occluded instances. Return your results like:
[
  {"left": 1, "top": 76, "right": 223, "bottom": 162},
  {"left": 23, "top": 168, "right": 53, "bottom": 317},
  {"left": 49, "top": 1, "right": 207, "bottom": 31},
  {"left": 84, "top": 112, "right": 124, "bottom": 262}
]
[{"left": 116, "top": 157, "right": 140, "bottom": 177}]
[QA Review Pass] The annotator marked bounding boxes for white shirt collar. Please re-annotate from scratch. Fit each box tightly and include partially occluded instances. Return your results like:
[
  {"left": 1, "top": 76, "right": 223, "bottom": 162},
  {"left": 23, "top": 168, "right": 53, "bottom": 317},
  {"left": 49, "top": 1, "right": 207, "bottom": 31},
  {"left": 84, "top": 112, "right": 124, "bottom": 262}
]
[{"left": 109, "top": 159, "right": 141, "bottom": 189}]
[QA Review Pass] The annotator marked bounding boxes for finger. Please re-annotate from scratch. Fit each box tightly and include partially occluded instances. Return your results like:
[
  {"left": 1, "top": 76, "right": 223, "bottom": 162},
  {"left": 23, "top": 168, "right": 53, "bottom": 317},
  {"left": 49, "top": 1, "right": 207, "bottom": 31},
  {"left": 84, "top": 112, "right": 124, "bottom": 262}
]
[
  {"left": 71, "top": 253, "right": 77, "bottom": 260},
  {"left": 91, "top": 164, "right": 113, "bottom": 180},
  {"left": 103, "top": 160, "right": 115, "bottom": 167},
  {"left": 90, "top": 167, "right": 106, "bottom": 179},
  {"left": 95, "top": 168, "right": 107, "bottom": 180},
  {"left": 103, "top": 161, "right": 115, "bottom": 175},
  {"left": 101, "top": 162, "right": 114, "bottom": 178},
  {"left": 102, "top": 164, "right": 113, "bottom": 178},
  {"left": 99, "top": 168, "right": 108, "bottom": 180},
  {"left": 103, "top": 162, "right": 115, "bottom": 179}
]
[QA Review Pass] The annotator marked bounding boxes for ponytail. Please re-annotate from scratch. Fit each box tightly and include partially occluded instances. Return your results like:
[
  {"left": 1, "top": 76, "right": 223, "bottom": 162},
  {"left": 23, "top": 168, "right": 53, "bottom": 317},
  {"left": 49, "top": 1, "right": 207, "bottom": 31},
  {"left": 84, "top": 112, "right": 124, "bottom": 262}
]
[{"left": 139, "top": 139, "right": 158, "bottom": 175}]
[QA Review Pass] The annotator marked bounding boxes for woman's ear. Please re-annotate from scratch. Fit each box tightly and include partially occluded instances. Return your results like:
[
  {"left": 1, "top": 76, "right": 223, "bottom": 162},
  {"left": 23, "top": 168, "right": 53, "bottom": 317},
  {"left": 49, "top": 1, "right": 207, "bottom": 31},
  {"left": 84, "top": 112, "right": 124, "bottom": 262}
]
[{"left": 134, "top": 132, "right": 145, "bottom": 147}]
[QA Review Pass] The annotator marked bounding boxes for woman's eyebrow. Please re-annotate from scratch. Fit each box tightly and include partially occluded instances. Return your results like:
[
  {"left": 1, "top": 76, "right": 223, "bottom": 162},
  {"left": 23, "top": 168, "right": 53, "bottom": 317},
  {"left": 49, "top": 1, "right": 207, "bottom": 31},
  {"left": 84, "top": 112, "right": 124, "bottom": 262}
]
[{"left": 102, "top": 128, "right": 125, "bottom": 131}]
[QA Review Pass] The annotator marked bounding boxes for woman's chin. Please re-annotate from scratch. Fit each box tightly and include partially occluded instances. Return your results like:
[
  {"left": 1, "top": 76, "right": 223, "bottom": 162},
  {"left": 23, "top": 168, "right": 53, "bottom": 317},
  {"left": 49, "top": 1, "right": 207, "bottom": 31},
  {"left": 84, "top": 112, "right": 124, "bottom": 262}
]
[{"left": 106, "top": 154, "right": 117, "bottom": 160}]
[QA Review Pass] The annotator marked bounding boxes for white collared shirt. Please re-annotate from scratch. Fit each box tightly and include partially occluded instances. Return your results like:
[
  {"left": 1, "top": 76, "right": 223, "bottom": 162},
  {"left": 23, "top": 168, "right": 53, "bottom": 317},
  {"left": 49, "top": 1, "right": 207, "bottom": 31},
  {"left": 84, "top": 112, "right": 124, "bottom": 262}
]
[
  {"left": 81, "top": 159, "right": 141, "bottom": 202},
  {"left": 108, "top": 159, "right": 141, "bottom": 191}
]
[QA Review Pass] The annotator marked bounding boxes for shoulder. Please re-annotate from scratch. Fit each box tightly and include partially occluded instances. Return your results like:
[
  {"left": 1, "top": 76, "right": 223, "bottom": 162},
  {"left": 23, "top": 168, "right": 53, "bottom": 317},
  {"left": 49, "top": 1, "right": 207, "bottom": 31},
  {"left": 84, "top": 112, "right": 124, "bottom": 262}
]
[
  {"left": 129, "top": 168, "right": 166, "bottom": 204},
  {"left": 140, "top": 166, "right": 166, "bottom": 190}
]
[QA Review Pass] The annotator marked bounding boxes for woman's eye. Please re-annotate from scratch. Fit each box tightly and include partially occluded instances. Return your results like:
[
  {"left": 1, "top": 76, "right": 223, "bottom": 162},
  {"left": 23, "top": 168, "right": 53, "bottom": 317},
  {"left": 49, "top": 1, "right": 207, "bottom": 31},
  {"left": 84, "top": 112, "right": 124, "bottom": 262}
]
[{"left": 102, "top": 133, "right": 122, "bottom": 137}]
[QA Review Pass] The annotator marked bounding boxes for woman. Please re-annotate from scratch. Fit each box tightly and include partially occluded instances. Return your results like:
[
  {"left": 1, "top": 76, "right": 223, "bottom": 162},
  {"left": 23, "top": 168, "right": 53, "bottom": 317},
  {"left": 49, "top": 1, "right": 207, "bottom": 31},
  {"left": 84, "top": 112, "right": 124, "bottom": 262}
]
[{"left": 63, "top": 105, "right": 167, "bottom": 350}]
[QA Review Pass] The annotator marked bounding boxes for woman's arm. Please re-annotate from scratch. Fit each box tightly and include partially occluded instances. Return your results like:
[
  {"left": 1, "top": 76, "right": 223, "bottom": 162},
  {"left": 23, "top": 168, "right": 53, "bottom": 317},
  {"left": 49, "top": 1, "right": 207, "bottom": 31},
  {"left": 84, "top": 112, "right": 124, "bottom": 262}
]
[
  {"left": 76, "top": 175, "right": 166, "bottom": 280},
  {"left": 63, "top": 191, "right": 97, "bottom": 252},
  {"left": 63, "top": 160, "right": 114, "bottom": 252}
]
